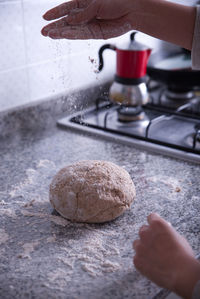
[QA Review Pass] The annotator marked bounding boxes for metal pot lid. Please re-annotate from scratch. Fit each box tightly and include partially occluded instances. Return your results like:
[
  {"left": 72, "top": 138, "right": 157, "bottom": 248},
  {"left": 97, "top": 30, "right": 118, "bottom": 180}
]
[
  {"left": 154, "top": 53, "right": 192, "bottom": 71},
  {"left": 147, "top": 49, "right": 200, "bottom": 90}
]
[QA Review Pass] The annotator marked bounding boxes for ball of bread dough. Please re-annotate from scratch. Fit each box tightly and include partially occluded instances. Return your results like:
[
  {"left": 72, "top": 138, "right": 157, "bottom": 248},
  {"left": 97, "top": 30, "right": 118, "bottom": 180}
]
[{"left": 49, "top": 160, "right": 136, "bottom": 223}]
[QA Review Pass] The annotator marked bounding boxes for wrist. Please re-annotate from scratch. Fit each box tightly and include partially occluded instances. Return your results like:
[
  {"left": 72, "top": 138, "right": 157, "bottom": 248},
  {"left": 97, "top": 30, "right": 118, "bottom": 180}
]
[{"left": 173, "top": 257, "right": 200, "bottom": 299}]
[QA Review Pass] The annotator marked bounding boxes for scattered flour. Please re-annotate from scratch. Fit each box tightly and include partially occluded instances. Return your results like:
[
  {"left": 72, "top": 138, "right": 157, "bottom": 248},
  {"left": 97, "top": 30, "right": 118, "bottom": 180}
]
[
  {"left": 21, "top": 210, "right": 70, "bottom": 227},
  {"left": 81, "top": 263, "right": 100, "bottom": 277},
  {"left": 101, "top": 260, "right": 121, "bottom": 273},
  {"left": 9, "top": 159, "right": 56, "bottom": 204},
  {"left": 0, "top": 159, "right": 58, "bottom": 223},
  {"left": 3, "top": 159, "right": 124, "bottom": 282},
  {"left": 0, "top": 208, "right": 17, "bottom": 218},
  {"left": 46, "top": 235, "right": 57, "bottom": 243},
  {"left": 147, "top": 175, "right": 183, "bottom": 198},
  {"left": 0, "top": 247, "right": 5, "bottom": 257},
  {"left": 23, "top": 199, "right": 36, "bottom": 208},
  {"left": 18, "top": 240, "right": 40, "bottom": 259},
  {"left": 56, "top": 229, "right": 121, "bottom": 278},
  {"left": 57, "top": 256, "right": 75, "bottom": 269},
  {"left": 37, "top": 159, "right": 56, "bottom": 168},
  {"left": 0, "top": 229, "right": 9, "bottom": 245},
  {"left": 47, "top": 268, "right": 73, "bottom": 288}
]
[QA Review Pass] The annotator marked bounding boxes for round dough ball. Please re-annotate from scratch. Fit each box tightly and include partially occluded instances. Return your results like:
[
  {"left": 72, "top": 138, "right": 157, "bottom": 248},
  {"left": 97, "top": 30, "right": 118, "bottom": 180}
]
[{"left": 49, "top": 160, "right": 136, "bottom": 223}]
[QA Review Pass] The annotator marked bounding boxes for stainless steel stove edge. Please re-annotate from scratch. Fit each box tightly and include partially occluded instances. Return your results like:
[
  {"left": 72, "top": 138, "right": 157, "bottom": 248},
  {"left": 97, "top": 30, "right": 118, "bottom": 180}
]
[{"left": 57, "top": 112, "right": 200, "bottom": 165}]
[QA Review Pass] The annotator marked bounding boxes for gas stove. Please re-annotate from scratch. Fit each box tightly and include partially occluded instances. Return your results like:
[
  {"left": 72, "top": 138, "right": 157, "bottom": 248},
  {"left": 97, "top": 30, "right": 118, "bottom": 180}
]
[{"left": 58, "top": 82, "right": 200, "bottom": 163}]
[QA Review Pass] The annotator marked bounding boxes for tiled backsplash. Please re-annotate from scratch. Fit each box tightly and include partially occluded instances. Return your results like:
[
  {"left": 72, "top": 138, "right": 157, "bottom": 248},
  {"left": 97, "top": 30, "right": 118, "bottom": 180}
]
[
  {"left": 0, "top": 0, "right": 196, "bottom": 112},
  {"left": 0, "top": 0, "right": 123, "bottom": 112}
]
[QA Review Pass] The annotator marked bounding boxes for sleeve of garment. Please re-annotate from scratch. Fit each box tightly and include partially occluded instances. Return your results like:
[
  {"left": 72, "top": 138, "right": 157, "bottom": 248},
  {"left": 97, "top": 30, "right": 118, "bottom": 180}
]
[
  {"left": 192, "top": 5, "right": 200, "bottom": 70},
  {"left": 192, "top": 280, "right": 200, "bottom": 299}
]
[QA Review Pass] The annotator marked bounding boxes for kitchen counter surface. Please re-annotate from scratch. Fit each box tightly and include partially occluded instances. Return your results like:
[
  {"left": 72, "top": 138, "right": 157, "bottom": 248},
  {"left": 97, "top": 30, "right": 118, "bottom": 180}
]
[{"left": 1, "top": 97, "right": 200, "bottom": 299}]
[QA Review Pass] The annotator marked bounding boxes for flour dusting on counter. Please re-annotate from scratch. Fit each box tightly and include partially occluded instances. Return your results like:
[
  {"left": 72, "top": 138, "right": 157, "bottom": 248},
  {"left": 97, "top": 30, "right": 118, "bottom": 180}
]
[
  {"left": 147, "top": 175, "right": 181, "bottom": 189},
  {"left": 0, "top": 207, "right": 17, "bottom": 218},
  {"left": 54, "top": 229, "right": 121, "bottom": 279},
  {"left": 147, "top": 174, "right": 184, "bottom": 200},
  {"left": 9, "top": 159, "right": 57, "bottom": 204},
  {"left": 18, "top": 240, "right": 40, "bottom": 259},
  {"left": 1, "top": 126, "right": 200, "bottom": 299},
  {"left": 21, "top": 210, "right": 70, "bottom": 227},
  {"left": 0, "top": 229, "right": 9, "bottom": 245}
]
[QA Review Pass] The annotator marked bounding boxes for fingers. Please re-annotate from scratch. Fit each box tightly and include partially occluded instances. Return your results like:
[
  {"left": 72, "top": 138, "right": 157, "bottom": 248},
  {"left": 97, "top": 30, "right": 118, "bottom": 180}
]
[
  {"left": 43, "top": 17, "right": 132, "bottom": 40},
  {"left": 66, "top": 2, "right": 98, "bottom": 25},
  {"left": 132, "top": 215, "right": 163, "bottom": 262},
  {"left": 43, "top": 1, "right": 77, "bottom": 21},
  {"left": 43, "top": 0, "right": 90, "bottom": 21},
  {"left": 133, "top": 255, "right": 143, "bottom": 271},
  {"left": 41, "top": 17, "right": 69, "bottom": 36},
  {"left": 133, "top": 239, "right": 140, "bottom": 251},
  {"left": 133, "top": 225, "right": 152, "bottom": 255},
  {"left": 147, "top": 213, "right": 171, "bottom": 226},
  {"left": 147, "top": 213, "right": 172, "bottom": 233},
  {"left": 138, "top": 224, "right": 152, "bottom": 243},
  {"left": 133, "top": 255, "right": 148, "bottom": 275},
  {"left": 133, "top": 240, "right": 152, "bottom": 277},
  {"left": 147, "top": 212, "right": 161, "bottom": 225},
  {"left": 44, "top": 23, "right": 104, "bottom": 40}
]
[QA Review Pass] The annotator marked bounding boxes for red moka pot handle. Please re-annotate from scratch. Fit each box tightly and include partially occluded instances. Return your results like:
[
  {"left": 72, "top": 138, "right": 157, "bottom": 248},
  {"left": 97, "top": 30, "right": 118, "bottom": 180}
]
[{"left": 98, "top": 44, "right": 116, "bottom": 72}]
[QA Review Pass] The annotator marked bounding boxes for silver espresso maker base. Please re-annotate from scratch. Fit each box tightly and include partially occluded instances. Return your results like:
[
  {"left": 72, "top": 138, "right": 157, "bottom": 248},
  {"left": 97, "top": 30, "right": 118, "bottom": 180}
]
[{"left": 109, "top": 81, "right": 149, "bottom": 106}]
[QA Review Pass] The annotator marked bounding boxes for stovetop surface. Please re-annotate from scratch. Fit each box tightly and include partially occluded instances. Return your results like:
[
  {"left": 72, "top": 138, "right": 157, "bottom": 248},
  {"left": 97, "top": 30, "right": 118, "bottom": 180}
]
[{"left": 58, "top": 86, "right": 200, "bottom": 163}]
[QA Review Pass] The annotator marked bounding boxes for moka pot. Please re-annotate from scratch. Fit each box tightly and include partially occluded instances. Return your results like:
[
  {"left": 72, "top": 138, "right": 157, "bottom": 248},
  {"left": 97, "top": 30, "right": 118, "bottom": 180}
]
[{"left": 98, "top": 32, "right": 152, "bottom": 106}]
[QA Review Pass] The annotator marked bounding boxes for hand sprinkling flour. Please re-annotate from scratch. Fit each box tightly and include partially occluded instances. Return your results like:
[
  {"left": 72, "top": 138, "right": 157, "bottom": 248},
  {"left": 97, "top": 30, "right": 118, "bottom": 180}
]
[
  {"left": 41, "top": 0, "right": 136, "bottom": 40},
  {"left": 41, "top": 0, "right": 196, "bottom": 51}
]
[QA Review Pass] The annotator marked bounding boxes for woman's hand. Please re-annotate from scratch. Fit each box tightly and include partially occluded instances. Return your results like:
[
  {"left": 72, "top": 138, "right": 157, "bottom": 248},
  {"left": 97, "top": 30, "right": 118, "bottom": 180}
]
[
  {"left": 41, "top": 0, "right": 140, "bottom": 39},
  {"left": 133, "top": 213, "right": 200, "bottom": 299}
]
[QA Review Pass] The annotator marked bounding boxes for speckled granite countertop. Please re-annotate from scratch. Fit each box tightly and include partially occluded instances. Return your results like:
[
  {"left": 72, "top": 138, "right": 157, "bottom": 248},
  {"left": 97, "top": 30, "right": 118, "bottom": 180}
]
[{"left": 0, "top": 87, "right": 200, "bottom": 299}]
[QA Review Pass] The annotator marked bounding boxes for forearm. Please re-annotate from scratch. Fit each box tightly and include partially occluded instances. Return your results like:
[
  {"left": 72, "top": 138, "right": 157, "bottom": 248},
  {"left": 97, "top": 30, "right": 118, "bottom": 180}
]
[{"left": 135, "top": 0, "right": 196, "bottom": 50}]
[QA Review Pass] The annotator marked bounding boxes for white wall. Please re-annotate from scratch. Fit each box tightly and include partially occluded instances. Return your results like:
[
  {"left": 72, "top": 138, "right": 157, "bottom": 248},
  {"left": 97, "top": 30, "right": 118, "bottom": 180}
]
[
  {"left": 0, "top": 0, "right": 129, "bottom": 112},
  {"left": 0, "top": 0, "right": 196, "bottom": 112}
]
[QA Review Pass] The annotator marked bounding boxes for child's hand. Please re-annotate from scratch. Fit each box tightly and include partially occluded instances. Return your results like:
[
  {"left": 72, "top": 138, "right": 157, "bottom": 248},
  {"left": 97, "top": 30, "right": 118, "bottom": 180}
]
[
  {"left": 41, "top": 0, "right": 140, "bottom": 39},
  {"left": 133, "top": 213, "right": 200, "bottom": 298}
]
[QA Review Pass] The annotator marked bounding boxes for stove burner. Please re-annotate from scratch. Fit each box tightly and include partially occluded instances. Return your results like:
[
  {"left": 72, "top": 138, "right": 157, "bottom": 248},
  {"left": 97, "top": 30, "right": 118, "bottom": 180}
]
[
  {"left": 166, "top": 89, "right": 194, "bottom": 101},
  {"left": 159, "top": 88, "right": 195, "bottom": 108},
  {"left": 117, "top": 106, "right": 145, "bottom": 122}
]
